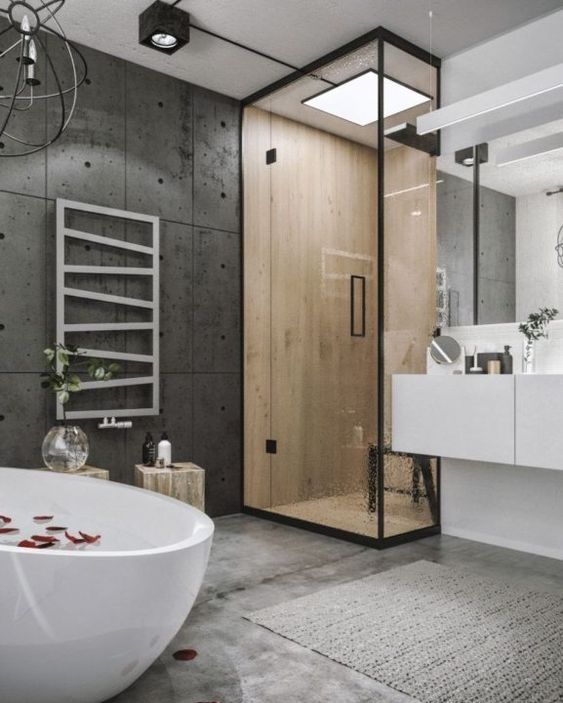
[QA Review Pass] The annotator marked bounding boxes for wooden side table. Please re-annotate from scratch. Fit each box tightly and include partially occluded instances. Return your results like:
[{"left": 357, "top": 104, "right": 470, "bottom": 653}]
[
  {"left": 134, "top": 463, "right": 205, "bottom": 511},
  {"left": 36, "top": 465, "right": 110, "bottom": 480}
]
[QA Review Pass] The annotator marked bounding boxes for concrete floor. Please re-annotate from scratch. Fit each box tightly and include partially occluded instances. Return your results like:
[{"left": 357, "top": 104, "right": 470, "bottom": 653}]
[{"left": 111, "top": 514, "right": 563, "bottom": 703}]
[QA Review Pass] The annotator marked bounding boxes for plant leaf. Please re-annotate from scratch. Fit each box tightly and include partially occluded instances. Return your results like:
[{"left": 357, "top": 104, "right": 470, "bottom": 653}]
[{"left": 57, "top": 390, "right": 70, "bottom": 405}]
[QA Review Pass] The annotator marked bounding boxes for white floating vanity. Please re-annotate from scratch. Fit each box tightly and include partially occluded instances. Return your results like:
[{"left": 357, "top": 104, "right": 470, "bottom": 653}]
[
  {"left": 393, "top": 372, "right": 563, "bottom": 560},
  {"left": 392, "top": 374, "right": 563, "bottom": 471}
]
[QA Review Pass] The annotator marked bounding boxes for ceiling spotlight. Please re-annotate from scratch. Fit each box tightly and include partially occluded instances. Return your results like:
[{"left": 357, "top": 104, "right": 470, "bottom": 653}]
[
  {"left": 151, "top": 32, "right": 178, "bottom": 49},
  {"left": 139, "top": 1, "right": 190, "bottom": 55},
  {"left": 455, "top": 143, "right": 489, "bottom": 167}
]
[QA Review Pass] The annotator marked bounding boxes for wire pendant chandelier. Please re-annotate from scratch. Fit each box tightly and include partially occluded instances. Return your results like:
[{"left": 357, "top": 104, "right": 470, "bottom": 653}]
[{"left": 0, "top": 0, "right": 87, "bottom": 157}]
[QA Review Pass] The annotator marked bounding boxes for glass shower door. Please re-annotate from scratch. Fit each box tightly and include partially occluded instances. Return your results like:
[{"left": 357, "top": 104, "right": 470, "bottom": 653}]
[{"left": 267, "top": 111, "right": 379, "bottom": 538}]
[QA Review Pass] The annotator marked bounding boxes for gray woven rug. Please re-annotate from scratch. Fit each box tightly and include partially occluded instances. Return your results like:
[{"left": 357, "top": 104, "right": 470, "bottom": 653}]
[{"left": 247, "top": 561, "right": 563, "bottom": 703}]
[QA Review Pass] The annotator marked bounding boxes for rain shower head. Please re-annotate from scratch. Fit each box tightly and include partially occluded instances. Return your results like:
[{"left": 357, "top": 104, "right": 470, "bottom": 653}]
[{"left": 546, "top": 186, "right": 563, "bottom": 196}]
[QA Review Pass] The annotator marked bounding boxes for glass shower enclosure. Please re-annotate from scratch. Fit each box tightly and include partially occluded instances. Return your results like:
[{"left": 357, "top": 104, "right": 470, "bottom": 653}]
[{"left": 242, "top": 29, "right": 440, "bottom": 546}]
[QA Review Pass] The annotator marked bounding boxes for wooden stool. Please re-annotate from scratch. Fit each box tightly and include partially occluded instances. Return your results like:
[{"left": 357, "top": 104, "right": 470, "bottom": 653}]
[{"left": 134, "top": 462, "right": 205, "bottom": 512}]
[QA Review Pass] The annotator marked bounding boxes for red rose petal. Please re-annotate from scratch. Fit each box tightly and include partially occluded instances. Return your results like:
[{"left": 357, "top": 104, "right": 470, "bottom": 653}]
[
  {"left": 33, "top": 516, "right": 54, "bottom": 522},
  {"left": 79, "top": 531, "right": 101, "bottom": 544},
  {"left": 31, "top": 535, "right": 59, "bottom": 543},
  {"left": 0, "top": 515, "right": 12, "bottom": 524},
  {"left": 46, "top": 526, "right": 67, "bottom": 532},
  {"left": 173, "top": 649, "right": 198, "bottom": 661},
  {"left": 18, "top": 540, "right": 37, "bottom": 548},
  {"left": 0, "top": 527, "right": 18, "bottom": 534},
  {"left": 65, "top": 531, "right": 86, "bottom": 544}
]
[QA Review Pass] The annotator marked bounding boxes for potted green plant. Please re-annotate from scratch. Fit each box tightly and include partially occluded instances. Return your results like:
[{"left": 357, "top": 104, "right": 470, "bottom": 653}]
[
  {"left": 40, "top": 343, "right": 120, "bottom": 472},
  {"left": 518, "top": 307, "right": 558, "bottom": 374}
]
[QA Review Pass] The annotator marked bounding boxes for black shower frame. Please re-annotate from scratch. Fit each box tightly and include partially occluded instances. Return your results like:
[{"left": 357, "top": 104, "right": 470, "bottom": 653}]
[{"left": 239, "top": 26, "right": 442, "bottom": 549}]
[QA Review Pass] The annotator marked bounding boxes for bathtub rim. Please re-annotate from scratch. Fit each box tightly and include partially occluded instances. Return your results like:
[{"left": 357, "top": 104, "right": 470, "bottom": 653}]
[{"left": 0, "top": 467, "right": 214, "bottom": 558}]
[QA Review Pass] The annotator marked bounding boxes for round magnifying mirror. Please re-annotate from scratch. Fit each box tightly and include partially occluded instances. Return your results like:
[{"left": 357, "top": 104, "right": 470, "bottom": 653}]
[{"left": 430, "top": 336, "right": 462, "bottom": 365}]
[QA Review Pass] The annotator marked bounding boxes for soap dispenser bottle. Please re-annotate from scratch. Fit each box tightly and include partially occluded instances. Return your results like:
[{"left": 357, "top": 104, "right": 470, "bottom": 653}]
[
  {"left": 158, "top": 432, "right": 172, "bottom": 467},
  {"left": 501, "top": 345, "right": 513, "bottom": 374},
  {"left": 142, "top": 432, "right": 156, "bottom": 466}
]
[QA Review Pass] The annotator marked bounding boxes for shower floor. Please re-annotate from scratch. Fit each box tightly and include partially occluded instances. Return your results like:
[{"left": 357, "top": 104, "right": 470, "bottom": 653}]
[{"left": 266, "top": 491, "right": 434, "bottom": 539}]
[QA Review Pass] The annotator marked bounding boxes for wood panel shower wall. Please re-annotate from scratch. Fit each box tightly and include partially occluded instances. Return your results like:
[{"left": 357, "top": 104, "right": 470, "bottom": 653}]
[{"left": 243, "top": 106, "right": 437, "bottom": 510}]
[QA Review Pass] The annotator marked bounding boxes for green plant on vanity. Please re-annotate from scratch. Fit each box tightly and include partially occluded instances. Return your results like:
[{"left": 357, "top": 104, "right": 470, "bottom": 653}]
[
  {"left": 40, "top": 344, "right": 121, "bottom": 472},
  {"left": 518, "top": 307, "right": 558, "bottom": 374}
]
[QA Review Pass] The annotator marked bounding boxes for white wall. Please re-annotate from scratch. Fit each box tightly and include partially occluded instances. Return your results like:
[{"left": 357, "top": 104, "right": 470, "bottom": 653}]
[
  {"left": 442, "top": 459, "right": 563, "bottom": 561},
  {"left": 440, "top": 9, "right": 563, "bottom": 154},
  {"left": 516, "top": 193, "right": 563, "bottom": 321}
]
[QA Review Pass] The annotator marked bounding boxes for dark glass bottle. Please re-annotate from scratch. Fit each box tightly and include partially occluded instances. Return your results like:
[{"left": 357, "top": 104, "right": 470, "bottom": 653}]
[
  {"left": 142, "top": 433, "right": 156, "bottom": 466},
  {"left": 501, "top": 345, "right": 513, "bottom": 375}
]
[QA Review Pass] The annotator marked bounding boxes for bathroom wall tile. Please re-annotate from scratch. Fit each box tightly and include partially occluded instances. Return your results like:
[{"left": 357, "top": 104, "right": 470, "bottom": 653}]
[
  {"left": 193, "top": 228, "right": 241, "bottom": 373},
  {"left": 124, "top": 373, "right": 193, "bottom": 485},
  {"left": 78, "top": 419, "right": 128, "bottom": 483},
  {"left": 0, "top": 373, "right": 47, "bottom": 467},
  {"left": 479, "top": 278, "right": 516, "bottom": 324},
  {"left": 126, "top": 64, "right": 193, "bottom": 223},
  {"left": 0, "top": 193, "right": 48, "bottom": 372},
  {"left": 480, "top": 186, "right": 516, "bottom": 283},
  {"left": 154, "top": 220, "right": 193, "bottom": 373},
  {"left": 0, "top": 154, "right": 47, "bottom": 200},
  {"left": 437, "top": 171, "right": 473, "bottom": 276},
  {"left": 193, "top": 87, "right": 240, "bottom": 232},
  {"left": 446, "top": 270, "right": 474, "bottom": 327},
  {"left": 192, "top": 373, "right": 241, "bottom": 517},
  {"left": 46, "top": 42, "right": 126, "bottom": 209}
]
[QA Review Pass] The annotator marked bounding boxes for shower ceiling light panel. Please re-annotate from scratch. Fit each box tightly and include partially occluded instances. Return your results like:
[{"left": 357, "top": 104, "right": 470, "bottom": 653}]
[{"left": 302, "top": 70, "right": 431, "bottom": 127}]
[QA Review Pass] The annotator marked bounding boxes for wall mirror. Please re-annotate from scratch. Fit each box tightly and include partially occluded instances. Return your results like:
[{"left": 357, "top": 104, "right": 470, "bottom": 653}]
[{"left": 436, "top": 117, "right": 563, "bottom": 327}]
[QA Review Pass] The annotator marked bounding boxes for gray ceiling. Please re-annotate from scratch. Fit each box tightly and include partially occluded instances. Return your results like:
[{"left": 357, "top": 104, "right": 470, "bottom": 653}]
[{"left": 57, "top": 0, "right": 563, "bottom": 100}]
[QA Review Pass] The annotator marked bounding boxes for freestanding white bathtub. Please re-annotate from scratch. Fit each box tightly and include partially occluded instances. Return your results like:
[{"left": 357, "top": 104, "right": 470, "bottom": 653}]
[{"left": 0, "top": 467, "right": 214, "bottom": 703}]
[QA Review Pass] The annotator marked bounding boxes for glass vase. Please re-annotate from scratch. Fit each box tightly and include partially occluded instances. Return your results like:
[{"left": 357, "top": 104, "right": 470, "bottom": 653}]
[
  {"left": 522, "top": 339, "right": 536, "bottom": 374},
  {"left": 42, "top": 425, "right": 89, "bottom": 473}
]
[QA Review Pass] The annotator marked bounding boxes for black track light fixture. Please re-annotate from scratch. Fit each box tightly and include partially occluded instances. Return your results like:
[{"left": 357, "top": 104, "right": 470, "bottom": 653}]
[{"left": 139, "top": 0, "right": 190, "bottom": 55}]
